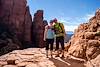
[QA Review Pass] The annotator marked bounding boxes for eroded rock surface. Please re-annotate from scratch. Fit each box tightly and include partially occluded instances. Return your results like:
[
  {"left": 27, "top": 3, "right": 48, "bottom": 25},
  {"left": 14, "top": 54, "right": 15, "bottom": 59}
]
[
  {"left": 65, "top": 9, "right": 100, "bottom": 67},
  {"left": 0, "top": 48, "right": 56, "bottom": 67}
]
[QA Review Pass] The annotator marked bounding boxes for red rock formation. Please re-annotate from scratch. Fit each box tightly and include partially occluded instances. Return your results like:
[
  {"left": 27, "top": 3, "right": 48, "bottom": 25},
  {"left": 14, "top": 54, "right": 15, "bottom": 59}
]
[
  {"left": 0, "top": 0, "right": 32, "bottom": 43},
  {"left": 65, "top": 9, "right": 100, "bottom": 60},
  {"left": 32, "top": 10, "right": 45, "bottom": 47},
  {"left": 24, "top": 6, "right": 32, "bottom": 43},
  {"left": 0, "top": 0, "right": 32, "bottom": 55}
]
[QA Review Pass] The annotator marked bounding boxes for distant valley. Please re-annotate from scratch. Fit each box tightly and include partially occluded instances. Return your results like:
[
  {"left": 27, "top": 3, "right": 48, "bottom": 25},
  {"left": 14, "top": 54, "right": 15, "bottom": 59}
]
[{"left": 65, "top": 31, "right": 74, "bottom": 43}]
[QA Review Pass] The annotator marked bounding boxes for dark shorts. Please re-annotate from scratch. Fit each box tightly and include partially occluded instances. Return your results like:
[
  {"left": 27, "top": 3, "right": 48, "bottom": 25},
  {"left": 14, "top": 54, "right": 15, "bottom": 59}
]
[
  {"left": 46, "top": 39, "right": 54, "bottom": 50},
  {"left": 56, "top": 36, "right": 65, "bottom": 50}
]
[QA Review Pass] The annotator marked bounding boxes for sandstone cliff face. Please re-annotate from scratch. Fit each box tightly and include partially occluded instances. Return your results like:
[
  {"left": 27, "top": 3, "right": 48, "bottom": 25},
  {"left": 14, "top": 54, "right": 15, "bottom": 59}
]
[
  {"left": 0, "top": 0, "right": 32, "bottom": 43},
  {"left": 23, "top": 6, "right": 32, "bottom": 43},
  {"left": 32, "top": 10, "right": 46, "bottom": 48},
  {"left": 65, "top": 9, "right": 100, "bottom": 60},
  {"left": 0, "top": 0, "right": 32, "bottom": 55},
  {"left": 0, "top": 0, "right": 47, "bottom": 50}
]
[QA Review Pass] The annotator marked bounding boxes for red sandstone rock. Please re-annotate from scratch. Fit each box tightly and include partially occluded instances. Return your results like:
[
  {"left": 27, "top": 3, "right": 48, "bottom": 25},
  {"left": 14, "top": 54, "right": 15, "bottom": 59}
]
[
  {"left": 32, "top": 10, "right": 45, "bottom": 47},
  {"left": 0, "top": 0, "right": 32, "bottom": 55},
  {"left": 0, "top": 0, "right": 32, "bottom": 43}
]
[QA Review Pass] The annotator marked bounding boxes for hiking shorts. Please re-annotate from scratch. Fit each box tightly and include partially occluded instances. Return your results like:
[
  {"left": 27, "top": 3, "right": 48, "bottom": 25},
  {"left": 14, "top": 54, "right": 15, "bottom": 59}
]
[
  {"left": 46, "top": 39, "right": 54, "bottom": 50},
  {"left": 56, "top": 36, "right": 65, "bottom": 50}
]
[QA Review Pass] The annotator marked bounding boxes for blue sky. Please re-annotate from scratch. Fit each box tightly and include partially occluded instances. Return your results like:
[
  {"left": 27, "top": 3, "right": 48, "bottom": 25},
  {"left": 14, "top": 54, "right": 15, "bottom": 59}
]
[{"left": 27, "top": 0, "right": 100, "bottom": 32}]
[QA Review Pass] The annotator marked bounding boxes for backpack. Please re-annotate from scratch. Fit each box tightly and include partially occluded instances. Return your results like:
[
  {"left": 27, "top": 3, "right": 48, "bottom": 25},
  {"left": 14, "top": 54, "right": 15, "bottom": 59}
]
[{"left": 54, "top": 23, "right": 64, "bottom": 34}]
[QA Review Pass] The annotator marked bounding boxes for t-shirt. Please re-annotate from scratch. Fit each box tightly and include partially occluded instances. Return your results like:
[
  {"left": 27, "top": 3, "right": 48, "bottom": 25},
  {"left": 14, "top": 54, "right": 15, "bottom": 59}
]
[{"left": 46, "top": 28, "right": 54, "bottom": 39}]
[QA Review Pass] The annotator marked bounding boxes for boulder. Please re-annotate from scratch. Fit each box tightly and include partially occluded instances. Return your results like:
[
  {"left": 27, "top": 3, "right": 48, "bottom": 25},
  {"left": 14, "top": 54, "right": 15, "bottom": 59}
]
[
  {"left": 65, "top": 9, "right": 100, "bottom": 60},
  {"left": 85, "top": 54, "right": 100, "bottom": 67}
]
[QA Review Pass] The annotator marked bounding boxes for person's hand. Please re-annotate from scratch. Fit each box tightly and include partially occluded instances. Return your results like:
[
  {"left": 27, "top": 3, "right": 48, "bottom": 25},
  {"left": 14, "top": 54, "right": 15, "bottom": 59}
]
[{"left": 44, "top": 38, "right": 46, "bottom": 41}]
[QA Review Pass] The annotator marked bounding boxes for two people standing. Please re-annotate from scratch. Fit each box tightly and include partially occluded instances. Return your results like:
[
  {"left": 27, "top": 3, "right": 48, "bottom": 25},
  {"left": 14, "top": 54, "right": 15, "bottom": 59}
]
[{"left": 44, "top": 18, "right": 65, "bottom": 58}]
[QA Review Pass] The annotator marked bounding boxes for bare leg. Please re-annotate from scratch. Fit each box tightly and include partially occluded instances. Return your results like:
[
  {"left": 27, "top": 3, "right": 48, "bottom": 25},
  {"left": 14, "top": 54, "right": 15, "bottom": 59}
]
[
  {"left": 61, "top": 50, "right": 64, "bottom": 58},
  {"left": 56, "top": 50, "right": 59, "bottom": 57},
  {"left": 46, "top": 50, "right": 48, "bottom": 58}
]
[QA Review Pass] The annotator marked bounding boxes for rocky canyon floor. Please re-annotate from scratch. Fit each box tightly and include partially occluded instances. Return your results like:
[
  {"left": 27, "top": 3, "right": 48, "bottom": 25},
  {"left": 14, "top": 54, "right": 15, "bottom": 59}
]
[{"left": 0, "top": 48, "right": 86, "bottom": 67}]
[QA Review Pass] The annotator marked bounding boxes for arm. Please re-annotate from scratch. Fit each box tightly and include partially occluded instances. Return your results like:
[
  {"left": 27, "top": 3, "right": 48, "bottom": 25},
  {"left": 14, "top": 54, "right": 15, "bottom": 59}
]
[{"left": 44, "top": 26, "right": 48, "bottom": 41}]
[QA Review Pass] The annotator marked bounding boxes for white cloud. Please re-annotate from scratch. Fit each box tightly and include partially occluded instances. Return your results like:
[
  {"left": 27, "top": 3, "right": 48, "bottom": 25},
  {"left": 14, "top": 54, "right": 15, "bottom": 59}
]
[
  {"left": 64, "top": 24, "right": 78, "bottom": 32},
  {"left": 58, "top": 17, "right": 72, "bottom": 22},
  {"left": 63, "top": 13, "right": 94, "bottom": 32},
  {"left": 58, "top": 17, "right": 78, "bottom": 32},
  {"left": 81, "top": 13, "right": 95, "bottom": 22},
  {"left": 86, "top": 14, "right": 94, "bottom": 20},
  {"left": 59, "top": 19, "right": 69, "bottom": 24}
]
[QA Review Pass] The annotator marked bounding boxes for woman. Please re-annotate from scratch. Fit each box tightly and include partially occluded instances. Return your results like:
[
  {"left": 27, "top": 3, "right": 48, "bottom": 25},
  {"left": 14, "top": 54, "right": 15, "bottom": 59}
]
[{"left": 44, "top": 20, "right": 54, "bottom": 58}]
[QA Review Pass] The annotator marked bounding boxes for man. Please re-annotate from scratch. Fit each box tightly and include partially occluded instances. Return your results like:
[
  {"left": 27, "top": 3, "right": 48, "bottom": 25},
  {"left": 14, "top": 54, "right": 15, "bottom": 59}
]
[
  {"left": 44, "top": 20, "right": 54, "bottom": 58},
  {"left": 52, "top": 18, "right": 65, "bottom": 57}
]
